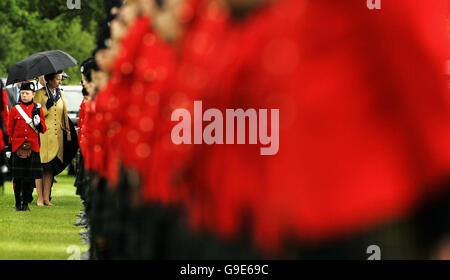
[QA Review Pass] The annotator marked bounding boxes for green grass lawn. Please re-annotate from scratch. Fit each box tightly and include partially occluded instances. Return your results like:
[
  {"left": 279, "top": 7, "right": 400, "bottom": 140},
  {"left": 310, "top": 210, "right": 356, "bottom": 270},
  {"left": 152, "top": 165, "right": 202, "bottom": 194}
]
[{"left": 0, "top": 170, "right": 88, "bottom": 260}]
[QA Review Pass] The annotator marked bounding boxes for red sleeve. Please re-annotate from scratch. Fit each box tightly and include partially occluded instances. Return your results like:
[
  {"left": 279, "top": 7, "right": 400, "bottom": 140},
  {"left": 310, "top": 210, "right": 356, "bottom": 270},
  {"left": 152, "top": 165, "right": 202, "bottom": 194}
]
[
  {"left": 0, "top": 130, "right": 4, "bottom": 151},
  {"left": 7, "top": 106, "right": 15, "bottom": 143},
  {"left": 39, "top": 108, "right": 46, "bottom": 134},
  {"left": 78, "top": 100, "right": 85, "bottom": 128},
  {"left": 0, "top": 91, "right": 5, "bottom": 150},
  {"left": 1, "top": 90, "right": 8, "bottom": 133},
  {"left": 2, "top": 90, "right": 8, "bottom": 112}
]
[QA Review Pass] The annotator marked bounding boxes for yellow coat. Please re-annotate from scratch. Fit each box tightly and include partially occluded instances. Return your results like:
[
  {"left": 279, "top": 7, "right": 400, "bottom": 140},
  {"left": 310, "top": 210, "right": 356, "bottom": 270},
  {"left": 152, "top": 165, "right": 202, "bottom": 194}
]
[{"left": 34, "top": 88, "right": 71, "bottom": 164}]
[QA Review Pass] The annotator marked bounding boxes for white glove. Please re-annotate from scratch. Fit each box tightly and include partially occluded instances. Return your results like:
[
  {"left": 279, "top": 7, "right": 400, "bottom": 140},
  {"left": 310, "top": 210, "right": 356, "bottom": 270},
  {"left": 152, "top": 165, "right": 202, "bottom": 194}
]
[
  {"left": 1, "top": 165, "right": 8, "bottom": 173},
  {"left": 33, "top": 114, "right": 41, "bottom": 126}
]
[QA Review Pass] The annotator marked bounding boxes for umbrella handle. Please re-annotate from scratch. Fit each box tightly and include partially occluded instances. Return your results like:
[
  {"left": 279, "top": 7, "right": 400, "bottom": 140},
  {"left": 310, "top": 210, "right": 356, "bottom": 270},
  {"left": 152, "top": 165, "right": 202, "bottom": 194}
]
[
  {"left": 45, "top": 84, "right": 51, "bottom": 98},
  {"left": 45, "top": 84, "right": 57, "bottom": 103}
]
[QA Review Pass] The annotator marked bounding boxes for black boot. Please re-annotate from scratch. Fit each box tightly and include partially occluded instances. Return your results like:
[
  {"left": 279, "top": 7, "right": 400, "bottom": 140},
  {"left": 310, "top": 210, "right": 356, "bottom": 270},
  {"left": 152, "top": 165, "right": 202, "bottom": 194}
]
[
  {"left": 19, "top": 182, "right": 25, "bottom": 211},
  {"left": 13, "top": 180, "right": 22, "bottom": 211},
  {"left": 17, "top": 180, "right": 29, "bottom": 211},
  {"left": 22, "top": 204, "right": 30, "bottom": 211},
  {"left": 23, "top": 180, "right": 33, "bottom": 210},
  {"left": 27, "top": 184, "right": 34, "bottom": 204}
]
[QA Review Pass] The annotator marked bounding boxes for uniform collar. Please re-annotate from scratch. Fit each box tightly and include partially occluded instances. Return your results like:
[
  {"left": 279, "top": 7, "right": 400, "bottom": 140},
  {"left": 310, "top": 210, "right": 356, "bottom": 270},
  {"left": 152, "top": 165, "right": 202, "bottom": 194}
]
[{"left": 21, "top": 100, "right": 33, "bottom": 106}]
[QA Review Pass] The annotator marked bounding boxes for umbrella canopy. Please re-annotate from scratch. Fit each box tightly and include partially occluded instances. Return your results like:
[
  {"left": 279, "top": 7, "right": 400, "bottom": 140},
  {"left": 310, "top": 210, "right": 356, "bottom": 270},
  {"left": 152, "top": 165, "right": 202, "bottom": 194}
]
[{"left": 6, "top": 50, "right": 77, "bottom": 86}]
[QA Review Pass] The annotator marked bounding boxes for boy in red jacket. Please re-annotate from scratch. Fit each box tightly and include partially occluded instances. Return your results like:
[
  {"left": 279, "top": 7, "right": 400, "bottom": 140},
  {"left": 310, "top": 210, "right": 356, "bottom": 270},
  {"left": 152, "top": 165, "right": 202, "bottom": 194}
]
[{"left": 7, "top": 82, "right": 46, "bottom": 211}]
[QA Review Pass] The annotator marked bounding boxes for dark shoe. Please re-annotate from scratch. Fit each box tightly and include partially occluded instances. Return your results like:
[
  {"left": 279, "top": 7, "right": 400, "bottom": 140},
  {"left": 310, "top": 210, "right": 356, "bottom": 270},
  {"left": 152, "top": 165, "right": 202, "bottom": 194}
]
[
  {"left": 27, "top": 194, "right": 33, "bottom": 204},
  {"left": 14, "top": 184, "right": 22, "bottom": 211},
  {"left": 81, "top": 251, "right": 90, "bottom": 260},
  {"left": 81, "top": 236, "right": 90, "bottom": 245},
  {"left": 74, "top": 218, "right": 87, "bottom": 227},
  {"left": 79, "top": 229, "right": 90, "bottom": 236},
  {"left": 76, "top": 212, "right": 86, "bottom": 218},
  {"left": 22, "top": 204, "right": 30, "bottom": 211}
]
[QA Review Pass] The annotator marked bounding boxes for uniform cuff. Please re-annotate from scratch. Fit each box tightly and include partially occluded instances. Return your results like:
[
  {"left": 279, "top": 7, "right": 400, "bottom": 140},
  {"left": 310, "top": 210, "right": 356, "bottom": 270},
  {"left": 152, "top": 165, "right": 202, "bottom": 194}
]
[{"left": 36, "top": 123, "right": 44, "bottom": 133}]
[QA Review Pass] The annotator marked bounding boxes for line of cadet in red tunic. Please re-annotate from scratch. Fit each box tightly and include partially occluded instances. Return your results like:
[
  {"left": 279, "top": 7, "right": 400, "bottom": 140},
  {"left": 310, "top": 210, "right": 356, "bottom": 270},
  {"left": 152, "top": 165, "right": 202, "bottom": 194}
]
[{"left": 78, "top": 0, "right": 450, "bottom": 258}]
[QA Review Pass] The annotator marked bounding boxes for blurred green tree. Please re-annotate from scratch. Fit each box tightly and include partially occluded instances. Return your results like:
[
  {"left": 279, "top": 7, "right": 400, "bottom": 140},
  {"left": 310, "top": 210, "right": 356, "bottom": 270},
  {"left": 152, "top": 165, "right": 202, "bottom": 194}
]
[{"left": 0, "top": 0, "right": 104, "bottom": 84}]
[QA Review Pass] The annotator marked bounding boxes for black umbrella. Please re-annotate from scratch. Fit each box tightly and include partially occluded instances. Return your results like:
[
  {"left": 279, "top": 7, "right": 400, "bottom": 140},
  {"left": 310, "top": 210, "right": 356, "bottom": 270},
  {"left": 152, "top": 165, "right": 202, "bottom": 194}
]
[{"left": 6, "top": 50, "right": 77, "bottom": 86}]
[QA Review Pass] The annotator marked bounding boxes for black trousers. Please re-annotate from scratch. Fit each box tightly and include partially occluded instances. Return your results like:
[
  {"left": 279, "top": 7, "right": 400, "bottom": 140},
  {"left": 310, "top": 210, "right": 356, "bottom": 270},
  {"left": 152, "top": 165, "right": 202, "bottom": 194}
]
[{"left": 13, "top": 179, "right": 34, "bottom": 209}]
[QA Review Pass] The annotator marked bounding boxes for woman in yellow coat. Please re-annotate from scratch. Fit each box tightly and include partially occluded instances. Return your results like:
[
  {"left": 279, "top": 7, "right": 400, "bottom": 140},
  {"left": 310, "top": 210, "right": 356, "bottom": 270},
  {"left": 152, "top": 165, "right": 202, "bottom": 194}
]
[{"left": 34, "top": 70, "right": 71, "bottom": 206}]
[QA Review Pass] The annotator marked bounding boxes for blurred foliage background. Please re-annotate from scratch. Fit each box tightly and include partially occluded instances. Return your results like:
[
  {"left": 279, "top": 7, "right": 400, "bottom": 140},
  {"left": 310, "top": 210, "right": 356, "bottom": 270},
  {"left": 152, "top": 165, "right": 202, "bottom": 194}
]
[{"left": 0, "top": 0, "right": 105, "bottom": 85}]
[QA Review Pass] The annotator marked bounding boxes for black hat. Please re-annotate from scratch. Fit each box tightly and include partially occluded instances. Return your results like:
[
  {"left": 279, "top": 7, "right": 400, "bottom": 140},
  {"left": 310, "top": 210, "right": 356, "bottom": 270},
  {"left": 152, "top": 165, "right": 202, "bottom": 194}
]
[
  {"left": 104, "top": 0, "right": 122, "bottom": 14},
  {"left": 80, "top": 57, "right": 99, "bottom": 82},
  {"left": 20, "top": 81, "right": 35, "bottom": 92},
  {"left": 62, "top": 72, "right": 70, "bottom": 80}
]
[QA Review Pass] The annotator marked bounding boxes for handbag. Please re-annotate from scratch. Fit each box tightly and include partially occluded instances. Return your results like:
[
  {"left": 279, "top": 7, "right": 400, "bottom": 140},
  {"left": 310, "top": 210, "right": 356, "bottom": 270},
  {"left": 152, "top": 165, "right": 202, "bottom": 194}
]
[
  {"left": 16, "top": 142, "right": 32, "bottom": 159},
  {"left": 53, "top": 117, "right": 78, "bottom": 176},
  {"left": 63, "top": 118, "right": 78, "bottom": 163}
]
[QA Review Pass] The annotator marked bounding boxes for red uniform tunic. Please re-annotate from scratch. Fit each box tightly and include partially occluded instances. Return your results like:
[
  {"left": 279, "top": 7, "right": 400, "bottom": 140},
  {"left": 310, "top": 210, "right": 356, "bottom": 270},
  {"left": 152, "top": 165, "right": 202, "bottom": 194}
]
[
  {"left": 77, "top": 97, "right": 86, "bottom": 148},
  {"left": 0, "top": 90, "right": 9, "bottom": 150},
  {"left": 93, "top": 82, "right": 115, "bottom": 179},
  {"left": 81, "top": 99, "right": 95, "bottom": 171},
  {"left": 117, "top": 16, "right": 177, "bottom": 202},
  {"left": 83, "top": 17, "right": 152, "bottom": 184},
  {"left": 102, "top": 16, "right": 177, "bottom": 191},
  {"left": 87, "top": 0, "right": 449, "bottom": 255},
  {"left": 171, "top": 0, "right": 450, "bottom": 253},
  {"left": 7, "top": 102, "right": 46, "bottom": 152},
  {"left": 1, "top": 90, "right": 8, "bottom": 133}
]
